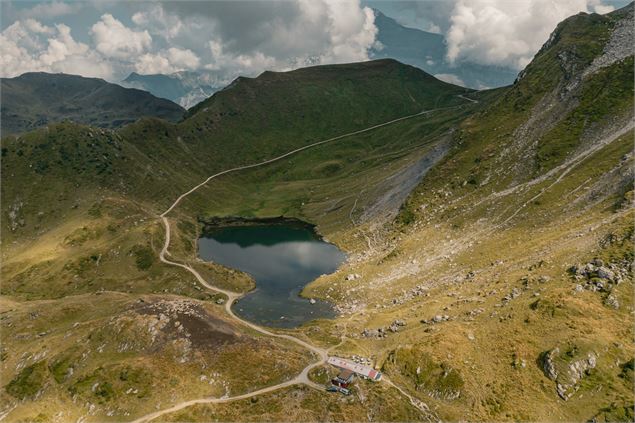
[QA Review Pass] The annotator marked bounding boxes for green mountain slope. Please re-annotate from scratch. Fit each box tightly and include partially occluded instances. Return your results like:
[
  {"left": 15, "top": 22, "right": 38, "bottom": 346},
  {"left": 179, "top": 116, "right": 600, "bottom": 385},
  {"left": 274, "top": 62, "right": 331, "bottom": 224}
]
[
  {"left": 176, "top": 59, "right": 469, "bottom": 169},
  {"left": 1, "top": 58, "right": 475, "bottom": 421},
  {"left": 1, "top": 5, "right": 633, "bottom": 421},
  {"left": 1, "top": 59, "right": 471, "bottom": 243},
  {"left": 0, "top": 72, "right": 185, "bottom": 135},
  {"left": 302, "top": 5, "right": 633, "bottom": 422}
]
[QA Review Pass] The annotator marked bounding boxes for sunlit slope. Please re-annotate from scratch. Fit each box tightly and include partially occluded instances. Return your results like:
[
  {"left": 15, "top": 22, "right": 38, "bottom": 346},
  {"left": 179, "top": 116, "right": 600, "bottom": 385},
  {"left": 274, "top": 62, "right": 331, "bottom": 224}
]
[
  {"left": 298, "top": 5, "right": 633, "bottom": 422},
  {"left": 2, "top": 59, "right": 473, "bottom": 243}
]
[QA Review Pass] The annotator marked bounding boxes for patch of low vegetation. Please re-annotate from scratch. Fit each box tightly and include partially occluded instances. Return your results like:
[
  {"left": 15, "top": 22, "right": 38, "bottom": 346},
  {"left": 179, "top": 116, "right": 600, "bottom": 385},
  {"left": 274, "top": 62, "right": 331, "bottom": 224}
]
[
  {"left": 590, "top": 404, "right": 635, "bottom": 423},
  {"left": 383, "top": 347, "right": 464, "bottom": 401},
  {"left": 132, "top": 244, "right": 155, "bottom": 270},
  {"left": 6, "top": 361, "right": 48, "bottom": 400}
]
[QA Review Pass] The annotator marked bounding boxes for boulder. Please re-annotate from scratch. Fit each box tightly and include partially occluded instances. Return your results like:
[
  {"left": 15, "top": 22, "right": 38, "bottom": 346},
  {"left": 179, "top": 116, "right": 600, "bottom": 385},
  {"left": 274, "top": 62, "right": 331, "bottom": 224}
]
[
  {"left": 542, "top": 348, "right": 560, "bottom": 380},
  {"left": 542, "top": 347, "right": 598, "bottom": 401},
  {"left": 604, "top": 294, "right": 619, "bottom": 309},
  {"left": 596, "top": 267, "right": 615, "bottom": 281},
  {"left": 591, "top": 258, "right": 604, "bottom": 267}
]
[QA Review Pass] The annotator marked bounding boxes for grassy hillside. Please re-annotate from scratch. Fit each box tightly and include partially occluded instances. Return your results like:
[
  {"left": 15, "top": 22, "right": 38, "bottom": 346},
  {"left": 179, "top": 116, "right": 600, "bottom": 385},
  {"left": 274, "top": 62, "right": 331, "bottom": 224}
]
[
  {"left": 1, "top": 72, "right": 185, "bottom": 135},
  {"left": 176, "top": 59, "right": 469, "bottom": 167},
  {"left": 1, "top": 59, "right": 478, "bottom": 421},
  {"left": 301, "top": 5, "right": 634, "bottom": 422},
  {"left": 1, "top": 4, "right": 633, "bottom": 421},
  {"left": 2, "top": 59, "right": 473, "bottom": 243}
]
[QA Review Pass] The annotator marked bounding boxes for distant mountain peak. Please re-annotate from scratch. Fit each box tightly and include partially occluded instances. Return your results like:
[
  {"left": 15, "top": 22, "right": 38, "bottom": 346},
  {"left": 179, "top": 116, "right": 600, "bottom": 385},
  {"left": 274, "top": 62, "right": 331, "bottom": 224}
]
[{"left": 1, "top": 72, "right": 184, "bottom": 135}]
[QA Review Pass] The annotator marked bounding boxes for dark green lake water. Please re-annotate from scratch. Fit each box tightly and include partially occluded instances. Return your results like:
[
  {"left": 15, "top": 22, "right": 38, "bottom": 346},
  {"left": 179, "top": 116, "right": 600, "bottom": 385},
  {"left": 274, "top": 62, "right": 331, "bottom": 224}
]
[{"left": 198, "top": 223, "right": 345, "bottom": 328}]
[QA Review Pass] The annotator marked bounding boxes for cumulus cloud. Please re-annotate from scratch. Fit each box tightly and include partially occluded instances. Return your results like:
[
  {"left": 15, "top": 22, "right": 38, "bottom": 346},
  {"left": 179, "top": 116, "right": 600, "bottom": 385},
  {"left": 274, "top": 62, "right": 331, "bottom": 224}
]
[
  {"left": 0, "top": 19, "right": 112, "bottom": 79},
  {"left": 593, "top": 4, "right": 615, "bottom": 14},
  {"left": 91, "top": 14, "right": 152, "bottom": 59},
  {"left": 132, "top": 6, "right": 184, "bottom": 40},
  {"left": 445, "top": 0, "right": 617, "bottom": 69},
  {"left": 17, "top": 1, "right": 80, "bottom": 19},
  {"left": 161, "top": 0, "right": 377, "bottom": 75},
  {"left": 135, "top": 47, "right": 201, "bottom": 74},
  {"left": 1, "top": 0, "right": 379, "bottom": 81},
  {"left": 434, "top": 73, "right": 465, "bottom": 86}
]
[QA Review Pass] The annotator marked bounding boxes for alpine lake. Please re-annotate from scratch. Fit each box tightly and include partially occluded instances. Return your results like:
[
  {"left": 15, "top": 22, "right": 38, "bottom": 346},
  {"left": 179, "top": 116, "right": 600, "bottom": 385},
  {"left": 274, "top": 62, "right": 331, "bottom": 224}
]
[{"left": 198, "top": 218, "right": 346, "bottom": 328}]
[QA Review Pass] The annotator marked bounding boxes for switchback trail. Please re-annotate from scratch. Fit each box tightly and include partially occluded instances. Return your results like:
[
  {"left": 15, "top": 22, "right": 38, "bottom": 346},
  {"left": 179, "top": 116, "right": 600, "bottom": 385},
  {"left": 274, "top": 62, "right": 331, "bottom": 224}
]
[{"left": 135, "top": 104, "right": 472, "bottom": 422}]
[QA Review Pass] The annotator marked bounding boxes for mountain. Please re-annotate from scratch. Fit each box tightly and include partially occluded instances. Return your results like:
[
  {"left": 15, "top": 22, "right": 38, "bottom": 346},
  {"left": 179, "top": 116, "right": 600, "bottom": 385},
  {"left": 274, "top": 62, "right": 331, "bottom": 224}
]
[
  {"left": 1, "top": 60, "right": 474, "bottom": 421},
  {"left": 121, "top": 70, "right": 224, "bottom": 108},
  {"left": 0, "top": 72, "right": 185, "bottom": 136},
  {"left": 1, "top": 4, "right": 633, "bottom": 422},
  {"left": 370, "top": 9, "right": 519, "bottom": 89},
  {"left": 119, "top": 10, "right": 517, "bottom": 108},
  {"left": 183, "top": 59, "right": 470, "bottom": 155},
  {"left": 1, "top": 59, "right": 469, "bottom": 244}
]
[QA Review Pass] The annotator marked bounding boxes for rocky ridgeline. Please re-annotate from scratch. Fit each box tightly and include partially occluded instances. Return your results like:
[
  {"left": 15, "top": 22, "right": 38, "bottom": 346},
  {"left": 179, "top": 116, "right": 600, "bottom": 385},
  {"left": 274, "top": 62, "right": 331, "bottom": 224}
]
[
  {"left": 584, "top": 5, "right": 634, "bottom": 78},
  {"left": 542, "top": 347, "right": 598, "bottom": 400},
  {"left": 569, "top": 258, "right": 630, "bottom": 309}
]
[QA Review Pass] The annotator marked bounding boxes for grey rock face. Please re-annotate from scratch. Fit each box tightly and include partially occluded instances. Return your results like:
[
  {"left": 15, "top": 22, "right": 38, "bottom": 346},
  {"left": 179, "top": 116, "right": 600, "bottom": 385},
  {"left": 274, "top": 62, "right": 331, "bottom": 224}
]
[
  {"left": 596, "top": 266, "right": 615, "bottom": 281},
  {"left": 556, "top": 352, "right": 597, "bottom": 400},
  {"left": 543, "top": 348, "right": 560, "bottom": 380},
  {"left": 604, "top": 294, "right": 620, "bottom": 309},
  {"left": 542, "top": 347, "right": 598, "bottom": 400},
  {"left": 584, "top": 6, "right": 635, "bottom": 78}
]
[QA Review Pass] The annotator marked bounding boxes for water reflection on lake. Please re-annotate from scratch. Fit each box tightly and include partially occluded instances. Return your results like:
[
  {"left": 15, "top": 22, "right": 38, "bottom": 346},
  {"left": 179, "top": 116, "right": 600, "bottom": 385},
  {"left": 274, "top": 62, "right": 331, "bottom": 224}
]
[{"left": 198, "top": 223, "right": 345, "bottom": 328}]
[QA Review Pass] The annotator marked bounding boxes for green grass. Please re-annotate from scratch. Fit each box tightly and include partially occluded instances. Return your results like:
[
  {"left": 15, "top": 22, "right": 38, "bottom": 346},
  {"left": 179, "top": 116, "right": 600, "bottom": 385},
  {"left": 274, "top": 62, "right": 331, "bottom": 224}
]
[
  {"left": 535, "top": 57, "right": 634, "bottom": 172},
  {"left": 1, "top": 8, "right": 634, "bottom": 421},
  {"left": 383, "top": 347, "right": 464, "bottom": 400},
  {"left": 6, "top": 361, "right": 48, "bottom": 400}
]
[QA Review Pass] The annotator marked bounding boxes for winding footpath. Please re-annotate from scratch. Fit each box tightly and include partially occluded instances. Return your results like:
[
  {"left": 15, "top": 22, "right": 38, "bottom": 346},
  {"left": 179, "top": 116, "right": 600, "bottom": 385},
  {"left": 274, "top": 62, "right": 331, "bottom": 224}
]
[{"left": 133, "top": 105, "right": 475, "bottom": 422}]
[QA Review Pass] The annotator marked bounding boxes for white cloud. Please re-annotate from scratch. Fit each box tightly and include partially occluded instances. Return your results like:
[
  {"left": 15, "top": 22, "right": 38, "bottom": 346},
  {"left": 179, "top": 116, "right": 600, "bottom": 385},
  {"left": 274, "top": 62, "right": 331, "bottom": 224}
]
[
  {"left": 135, "top": 53, "right": 172, "bottom": 74},
  {"left": 167, "top": 47, "right": 200, "bottom": 69},
  {"left": 18, "top": 1, "right": 79, "bottom": 19},
  {"left": 425, "top": 23, "right": 442, "bottom": 34},
  {"left": 434, "top": 73, "right": 465, "bottom": 86},
  {"left": 445, "top": 0, "right": 616, "bottom": 70},
  {"left": 204, "top": 39, "right": 278, "bottom": 76},
  {"left": 91, "top": 14, "right": 152, "bottom": 59},
  {"left": 2, "top": 0, "right": 380, "bottom": 81},
  {"left": 135, "top": 47, "right": 201, "bottom": 74},
  {"left": 132, "top": 6, "right": 183, "bottom": 40},
  {"left": 0, "top": 19, "right": 112, "bottom": 79},
  {"left": 161, "top": 0, "right": 377, "bottom": 77},
  {"left": 23, "top": 19, "right": 54, "bottom": 34},
  {"left": 593, "top": 4, "right": 615, "bottom": 14}
]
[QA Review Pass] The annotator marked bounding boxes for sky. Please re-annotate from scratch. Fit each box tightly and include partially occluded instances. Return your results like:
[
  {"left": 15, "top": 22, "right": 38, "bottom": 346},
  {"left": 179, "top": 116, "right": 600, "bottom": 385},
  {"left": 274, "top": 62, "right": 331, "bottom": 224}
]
[{"left": 1, "top": 0, "right": 630, "bottom": 84}]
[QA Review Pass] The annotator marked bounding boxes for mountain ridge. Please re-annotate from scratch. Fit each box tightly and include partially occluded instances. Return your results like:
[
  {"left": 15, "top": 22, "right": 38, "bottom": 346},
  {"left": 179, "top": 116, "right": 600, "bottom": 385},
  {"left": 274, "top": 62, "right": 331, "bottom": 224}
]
[
  {"left": 1, "top": 5, "right": 633, "bottom": 422},
  {"left": 1, "top": 72, "right": 185, "bottom": 136}
]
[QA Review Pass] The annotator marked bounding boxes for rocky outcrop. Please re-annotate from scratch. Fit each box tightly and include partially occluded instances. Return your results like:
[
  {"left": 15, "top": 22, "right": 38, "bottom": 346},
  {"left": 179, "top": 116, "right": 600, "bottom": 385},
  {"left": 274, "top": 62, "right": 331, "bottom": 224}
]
[
  {"left": 542, "top": 348, "right": 560, "bottom": 380},
  {"left": 420, "top": 314, "right": 450, "bottom": 325},
  {"left": 541, "top": 347, "right": 598, "bottom": 400},
  {"left": 584, "top": 5, "right": 634, "bottom": 78},
  {"left": 569, "top": 258, "right": 630, "bottom": 308},
  {"left": 362, "top": 319, "right": 407, "bottom": 338}
]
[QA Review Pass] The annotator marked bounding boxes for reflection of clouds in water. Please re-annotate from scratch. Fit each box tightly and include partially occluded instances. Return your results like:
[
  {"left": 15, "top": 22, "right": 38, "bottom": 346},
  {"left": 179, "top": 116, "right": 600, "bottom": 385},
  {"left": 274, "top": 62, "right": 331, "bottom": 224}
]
[
  {"left": 199, "top": 239, "right": 344, "bottom": 287},
  {"left": 198, "top": 227, "right": 344, "bottom": 328}
]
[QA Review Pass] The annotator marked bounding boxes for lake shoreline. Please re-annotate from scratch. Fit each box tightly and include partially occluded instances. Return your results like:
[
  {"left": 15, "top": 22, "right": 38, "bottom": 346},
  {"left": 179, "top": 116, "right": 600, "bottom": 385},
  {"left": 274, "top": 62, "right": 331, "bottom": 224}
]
[
  {"left": 199, "top": 215, "right": 317, "bottom": 234},
  {"left": 197, "top": 220, "right": 345, "bottom": 328}
]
